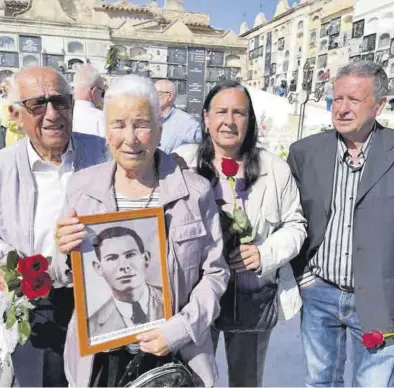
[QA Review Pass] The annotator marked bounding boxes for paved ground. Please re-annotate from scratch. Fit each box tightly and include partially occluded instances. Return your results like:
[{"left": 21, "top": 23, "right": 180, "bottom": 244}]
[{"left": 214, "top": 313, "right": 354, "bottom": 387}]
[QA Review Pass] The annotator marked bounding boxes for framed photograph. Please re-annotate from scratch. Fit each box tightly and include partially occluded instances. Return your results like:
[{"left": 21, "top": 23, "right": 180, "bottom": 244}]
[
  {"left": 352, "top": 19, "right": 364, "bottom": 39},
  {"left": 362, "top": 34, "right": 376, "bottom": 52},
  {"left": 278, "top": 37, "right": 285, "bottom": 51},
  {"left": 376, "top": 49, "right": 390, "bottom": 67},
  {"left": 320, "top": 22, "right": 330, "bottom": 38},
  {"left": 390, "top": 38, "right": 394, "bottom": 58},
  {"left": 328, "top": 34, "right": 340, "bottom": 50},
  {"left": 71, "top": 208, "right": 171, "bottom": 356},
  {"left": 361, "top": 52, "right": 375, "bottom": 62},
  {"left": 328, "top": 17, "right": 341, "bottom": 36}
]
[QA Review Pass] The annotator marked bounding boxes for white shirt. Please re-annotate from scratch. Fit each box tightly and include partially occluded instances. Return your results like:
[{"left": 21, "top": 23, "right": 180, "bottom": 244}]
[
  {"left": 27, "top": 141, "right": 74, "bottom": 258},
  {"left": 113, "top": 284, "right": 150, "bottom": 327},
  {"left": 72, "top": 100, "right": 105, "bottom": 138}
]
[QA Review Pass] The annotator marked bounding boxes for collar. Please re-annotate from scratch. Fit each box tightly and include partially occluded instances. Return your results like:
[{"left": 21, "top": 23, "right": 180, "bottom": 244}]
[
  {"left": 337, "top": 122, "right": 376, "bottom": 162},
  {"left": 74, "top": 100, "right": 96, "bottom": 109},
  {"left": 27, "top": 138, "right": 74, "bottom": 170},
  {"left": 81, "top": 150, "right": 189, "bottom": 209},
  {"left": 114, "top": 284, "right": 150, "bottom": 317},
  {"left": 162, "top": 107, "right": 175, "bottom": 123}
]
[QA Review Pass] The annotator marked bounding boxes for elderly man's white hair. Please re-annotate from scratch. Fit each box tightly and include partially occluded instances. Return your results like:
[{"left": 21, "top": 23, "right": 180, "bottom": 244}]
[
  {"left": 7, "top": 67, "right": 72, "bottom": 104},
  {"left": 73, "top": 64, "right": 102, "bottom": 90},
  {"left": 104, "top": 75, "right": 161, "bottom": 126}
]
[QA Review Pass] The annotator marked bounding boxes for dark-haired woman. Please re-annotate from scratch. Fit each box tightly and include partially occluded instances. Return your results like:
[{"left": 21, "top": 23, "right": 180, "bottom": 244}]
[{"left": 175, "top": 81, "right": 307, "bottom": 387}]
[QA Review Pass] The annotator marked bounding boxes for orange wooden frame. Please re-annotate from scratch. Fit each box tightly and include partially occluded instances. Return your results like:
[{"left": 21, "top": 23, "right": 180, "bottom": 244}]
[{"left": 71, "top": 207, "right": 172, "bottom": 356}]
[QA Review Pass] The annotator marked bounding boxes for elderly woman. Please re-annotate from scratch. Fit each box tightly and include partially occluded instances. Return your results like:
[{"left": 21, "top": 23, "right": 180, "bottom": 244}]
[
  {"left": 175, "top": 81, "right": 307, "bottom": 387},
  {"left": 52, "top": 75, "right": 229, "bottom": 387}
]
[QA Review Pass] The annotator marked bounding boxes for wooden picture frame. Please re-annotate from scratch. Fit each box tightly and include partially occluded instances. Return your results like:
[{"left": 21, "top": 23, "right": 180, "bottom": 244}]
[{"left": 71, "top": 208, "right": 171, "bottom": 356}]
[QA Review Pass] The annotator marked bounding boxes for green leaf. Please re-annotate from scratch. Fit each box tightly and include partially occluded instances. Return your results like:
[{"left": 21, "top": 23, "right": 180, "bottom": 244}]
[
  {"left": 224, "top": 211, "right": 234, "bottom": 219},
  {"left": 232, "top": 222, "right": 243, "bottom": 234},
  {"left": 240, "top": 228, "right": 257, "bottom": 244},
  {"left": 18, "top": 320, "right": 31, "bottom": 340},
  {"left": 5, "top": 305, "right": 17, "bottom": 329},
  {"left": 45, "top": 256, "right": 52, "bottom": 265},
  {"left": 7, "top": 277, "right": 21, "bottom": 292},
  {"left": 6, "top": 251, "right": 19, "bottom": 271},
  {"left": 233, "top": 208, "right": 250, "bottom": 230},
  {"left": 4, "top": 270, "right": 17, "bottom": 283},
  {"left": 0, "top": 264, "right": 7, "bottom": 272}
]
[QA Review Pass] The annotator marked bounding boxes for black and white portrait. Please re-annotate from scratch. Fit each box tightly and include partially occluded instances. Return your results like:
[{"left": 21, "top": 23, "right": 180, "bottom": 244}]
[
  {"left": 375, "top": 49, "right": 390, "bottom": 67},
  {"left": 80, "top": 217, "right": 166, "bottom": 347},
  {"left": 278, "top": 38, "right": 285, "bottom": 51},
  {"left": 352, "top": 19, "right": 364, "bottom": 39},
  {"left": 361, "top": 52, "right": 375, "bottom": 62}
]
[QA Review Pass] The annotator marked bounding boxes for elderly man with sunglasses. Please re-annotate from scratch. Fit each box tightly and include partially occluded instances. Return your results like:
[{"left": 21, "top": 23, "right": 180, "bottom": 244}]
[
  {"left": 72, "top": 64, "right": 106, "bottom": 137},
  {"left": 0, "top": 66, "right": 107, "bottom": 387}
]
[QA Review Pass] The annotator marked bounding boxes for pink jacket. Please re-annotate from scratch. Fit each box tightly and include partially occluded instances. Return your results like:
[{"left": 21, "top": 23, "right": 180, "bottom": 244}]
[{"left": 52, "top": 151, "right": 229, "bottom": 387}]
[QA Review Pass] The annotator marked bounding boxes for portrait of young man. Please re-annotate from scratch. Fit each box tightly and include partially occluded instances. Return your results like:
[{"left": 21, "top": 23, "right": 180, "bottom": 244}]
[{"left": 88, "top": 226, "right": 164, "bottom": 339}]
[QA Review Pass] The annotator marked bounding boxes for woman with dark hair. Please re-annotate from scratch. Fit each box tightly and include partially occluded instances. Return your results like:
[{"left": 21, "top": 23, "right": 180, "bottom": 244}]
[{"left": 175, "top": 81, "right": 307, "bottom": 387}]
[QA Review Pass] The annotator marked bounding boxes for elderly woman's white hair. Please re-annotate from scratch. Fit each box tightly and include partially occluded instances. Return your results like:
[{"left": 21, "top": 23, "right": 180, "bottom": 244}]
[{"left": 104, "top": 75, "right": 161, "bottom": 127}]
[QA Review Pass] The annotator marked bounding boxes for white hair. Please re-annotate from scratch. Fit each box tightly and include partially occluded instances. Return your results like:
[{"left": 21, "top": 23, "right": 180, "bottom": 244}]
[
  {"left": 7, "top": 68, "right": 72, "bottom": 104},
  {"left": 73, "top": 65, "right": 103, "bottom": 90},
  {"left": 104, "top": 75, "right": 161, "bottom": 126}
]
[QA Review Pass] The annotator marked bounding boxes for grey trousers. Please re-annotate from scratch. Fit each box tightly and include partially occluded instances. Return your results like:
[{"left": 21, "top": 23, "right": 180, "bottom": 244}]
[{"left": 211, "top": 326, "right": 272, "bottom": 387}]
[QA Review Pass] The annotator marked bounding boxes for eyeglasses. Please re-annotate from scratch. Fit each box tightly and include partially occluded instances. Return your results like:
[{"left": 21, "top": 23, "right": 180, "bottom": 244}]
[
  {"left": 157, "top": 91, "right": 171, "bottom": 96},
  {"left": 17, "top": 94, "right": 73, "bottom": 115}
]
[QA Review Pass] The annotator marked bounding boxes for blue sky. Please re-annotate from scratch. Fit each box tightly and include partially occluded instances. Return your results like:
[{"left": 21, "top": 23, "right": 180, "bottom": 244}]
[{"left": 104, "top": 0, "right": 289, "bottom": 34}]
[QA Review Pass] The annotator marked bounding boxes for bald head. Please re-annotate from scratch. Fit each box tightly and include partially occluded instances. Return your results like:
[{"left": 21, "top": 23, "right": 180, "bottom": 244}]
[
  {"left": 73, "top": 64, "right": 105, "bottom": 108},
  {"left": 155, "top": 79, "right": 176, "bottom": 115},
  {"left": 8, "top": 66, "right": 71, "bottom": 104}
]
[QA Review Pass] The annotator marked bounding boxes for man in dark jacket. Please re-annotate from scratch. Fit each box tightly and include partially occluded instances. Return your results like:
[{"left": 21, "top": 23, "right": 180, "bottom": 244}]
[{"left": 288, "top": 62, "right": 394, "bottom": 387}]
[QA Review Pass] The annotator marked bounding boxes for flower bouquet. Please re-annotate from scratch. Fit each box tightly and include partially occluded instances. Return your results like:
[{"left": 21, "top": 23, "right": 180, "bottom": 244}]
[
  {"left": 0, "top": 250, "right": 52, "bottom": 381},
  {"left": 216, "top": 158, "right": 256, "bottom": 325}
]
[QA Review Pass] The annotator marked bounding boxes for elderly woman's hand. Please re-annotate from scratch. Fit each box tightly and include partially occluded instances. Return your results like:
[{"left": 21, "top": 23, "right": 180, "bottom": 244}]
[
  {"left": 55, "top": 209, "right": 87, "bottom": 254},
  {"left": 137, "top": 329, "right": 170, "bottom": 356},
  {"left": 228, "top": 244, "right": 261, "bottom": 272}
]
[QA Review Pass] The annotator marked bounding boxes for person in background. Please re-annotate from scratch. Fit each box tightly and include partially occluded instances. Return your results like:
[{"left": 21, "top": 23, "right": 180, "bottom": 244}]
[
  {"left": 324, "top": 78, "right": 334, "bottom": 112},
  {"left": 0, "top": 66, "right": 107, "bottom": 387},
  {"left": 175, "top": 81, "right": 306, "bottom": 387},
  {"left": 0, "top": 78, "right": 24, "bottom": 147},
  {"left": 154, "top": 79, "right": 201, "bottom": 153},
  {"left": 53, "top": 75, "right": 229, "bottom": 387},
  {"left": 72, "top": 64, "right": 106, "bottom": 137},
  {"left": 288, "top": 62, "right": 394, "bottom": 387}
]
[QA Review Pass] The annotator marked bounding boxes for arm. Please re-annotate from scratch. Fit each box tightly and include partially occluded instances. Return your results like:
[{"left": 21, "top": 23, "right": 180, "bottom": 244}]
[
  {"left": 256, "top": 166, "right": 307, "bottom": 276},
  {"left": 287, "top": 146, "right": 315, "bottom": 285},
  {"left": 185, "top": 116, "right": 202, "bottom": 144},
  {"left": 160, "top": 185, "right": 230, "bottom": 352}
]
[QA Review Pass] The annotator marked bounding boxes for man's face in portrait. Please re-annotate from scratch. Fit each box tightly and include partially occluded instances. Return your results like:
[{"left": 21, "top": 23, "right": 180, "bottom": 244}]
[{"left": 93, "top": 235, "right": 149, "bottom": 296}]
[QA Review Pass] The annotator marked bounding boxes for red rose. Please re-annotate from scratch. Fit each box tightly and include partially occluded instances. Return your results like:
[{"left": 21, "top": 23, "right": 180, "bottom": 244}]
[
  {"left": 17, "top": 254, "right": 49, "bottom": 278},
  {"left": 21, "top": 272, "right": 52, "bottom": 299},
  {"left": 362, "top": 330, "right": 385, "bottom": 349},
  {"left": 221, "top": 158, "right": 239, "bottom": 177}
]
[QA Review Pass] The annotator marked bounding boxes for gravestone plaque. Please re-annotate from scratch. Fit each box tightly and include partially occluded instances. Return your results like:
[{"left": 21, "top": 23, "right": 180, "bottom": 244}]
[
  {"left": 167, "top": 47, "right": 187, "bottom": 64},
  {"left": 19, "top": 36, "right": 42, "bottom": 53},
  {"left": 187, "top": 47, "right": 206, "bottom": 119},
  {"left": 0, "top": 51, "right": 19, "bottom": 68}
]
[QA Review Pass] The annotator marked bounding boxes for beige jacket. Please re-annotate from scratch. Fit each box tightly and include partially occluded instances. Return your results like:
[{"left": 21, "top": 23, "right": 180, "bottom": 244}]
[
  {"left": 52, "top": 151, "right": 230, "bottom": 387},
  {"left": 175, "top": 144, "right": 307, "bottom": 320}
]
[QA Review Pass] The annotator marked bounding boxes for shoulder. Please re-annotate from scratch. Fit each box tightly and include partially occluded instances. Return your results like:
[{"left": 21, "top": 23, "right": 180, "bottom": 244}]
[
  {"left": 0, "top": 137, "right": 25, "bottom": 167},
  {"left": 173, "top": 143, "right": 199, "bottom": 168},
  {"left": 258, "top": 147, "right": 292, "bottom": 182},
  {"left": 67, "top": 160, "right": 112, "bottom": 194},
  {"left": 89, "top": 298, "right": 116, "bottom": 323},
  {"left": 148, "top": 285, "right": 163, "bottom": 302},
  {"left": 174, "top": 109, "right": 198, "bottom": 124},
  {"left": 182, "top": 168, "right": 212, "bottom": 199},
  {"left": 73, "top": 132, "right": 106, "bottom": 147},
  {"left": 289, "top": 130, "right": 335, "bottom": 155}
]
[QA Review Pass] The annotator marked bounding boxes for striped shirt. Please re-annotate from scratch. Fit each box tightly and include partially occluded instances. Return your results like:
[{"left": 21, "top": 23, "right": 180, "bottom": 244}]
[
  {"left": 310, "top": 129, "right": 375, "bottom": 288},
  {"left": 115, "top": 187, "right": 160, "bottom": 210}
]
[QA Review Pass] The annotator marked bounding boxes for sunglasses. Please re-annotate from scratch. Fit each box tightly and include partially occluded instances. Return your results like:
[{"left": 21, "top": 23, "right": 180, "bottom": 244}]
[
  {"left": 95, "top": 87, "right": 106, "bottom": 98},
  {"left": 17, "top": 94, "right": 73, "bottom": 115}
]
